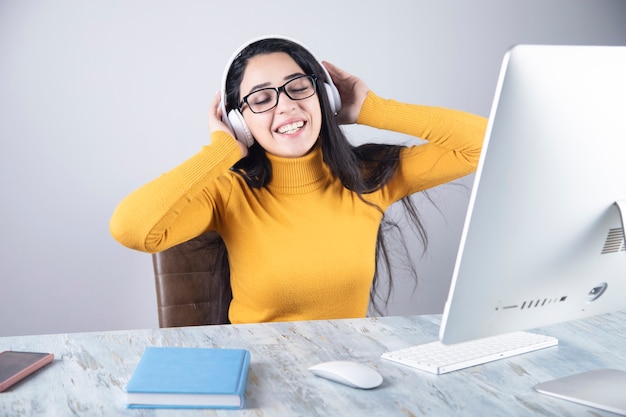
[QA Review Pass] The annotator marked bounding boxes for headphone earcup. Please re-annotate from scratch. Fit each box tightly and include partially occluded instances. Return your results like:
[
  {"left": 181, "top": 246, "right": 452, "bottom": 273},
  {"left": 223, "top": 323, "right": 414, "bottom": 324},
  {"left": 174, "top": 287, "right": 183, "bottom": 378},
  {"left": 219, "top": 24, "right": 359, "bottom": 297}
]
[
  {"left": 323, "top": 82, "right": 342, "bottom": 115},
  {"left": 226, "top": 109, "right": 254, "bottom": 147}
]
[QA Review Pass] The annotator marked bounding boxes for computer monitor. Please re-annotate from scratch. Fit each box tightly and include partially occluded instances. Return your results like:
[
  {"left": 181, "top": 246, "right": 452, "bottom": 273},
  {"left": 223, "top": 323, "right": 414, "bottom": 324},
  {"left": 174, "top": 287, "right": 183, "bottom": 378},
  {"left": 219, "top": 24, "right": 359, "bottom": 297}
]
[{"left": 440, "top": 44, "right": 626, "bottom": 345}]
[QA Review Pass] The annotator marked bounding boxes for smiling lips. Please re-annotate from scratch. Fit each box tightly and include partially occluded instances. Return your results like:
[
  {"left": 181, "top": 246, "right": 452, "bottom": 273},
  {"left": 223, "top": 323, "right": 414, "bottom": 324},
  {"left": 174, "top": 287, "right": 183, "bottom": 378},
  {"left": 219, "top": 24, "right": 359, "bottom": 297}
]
[{"left": 277, "top": 120, "right": 305, "bottom": 135}]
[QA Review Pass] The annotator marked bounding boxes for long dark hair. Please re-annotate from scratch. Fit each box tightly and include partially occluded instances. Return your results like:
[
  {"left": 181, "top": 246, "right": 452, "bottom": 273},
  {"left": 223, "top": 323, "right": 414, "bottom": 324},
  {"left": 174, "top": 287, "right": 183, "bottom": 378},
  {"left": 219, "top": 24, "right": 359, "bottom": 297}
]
[{"left": 224, "top": 38, "right": 426, "bottom": 314}]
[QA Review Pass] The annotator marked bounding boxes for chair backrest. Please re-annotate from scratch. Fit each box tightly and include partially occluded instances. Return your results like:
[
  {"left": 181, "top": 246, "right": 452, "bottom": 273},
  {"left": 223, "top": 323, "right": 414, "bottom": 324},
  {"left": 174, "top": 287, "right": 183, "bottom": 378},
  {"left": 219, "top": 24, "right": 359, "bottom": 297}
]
[{"left": 152, "top": 231, "right": 232, "bottom": 327}]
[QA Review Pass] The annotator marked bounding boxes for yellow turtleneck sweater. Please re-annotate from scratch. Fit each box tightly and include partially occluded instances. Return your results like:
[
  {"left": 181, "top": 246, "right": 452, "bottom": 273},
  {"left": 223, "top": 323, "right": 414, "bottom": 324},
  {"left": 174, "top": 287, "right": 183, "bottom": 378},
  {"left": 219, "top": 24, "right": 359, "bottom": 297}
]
[{"left": 110, "top": 92, "right": 487, "bottom": 324}]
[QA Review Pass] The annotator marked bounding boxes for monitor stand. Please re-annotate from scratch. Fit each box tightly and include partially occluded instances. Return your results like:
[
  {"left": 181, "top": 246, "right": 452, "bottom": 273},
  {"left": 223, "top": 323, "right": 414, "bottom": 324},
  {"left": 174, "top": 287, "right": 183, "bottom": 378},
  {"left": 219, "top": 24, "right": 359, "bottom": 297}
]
[{"left": 534, "top": 369, "right": 626, "bottom": 415}]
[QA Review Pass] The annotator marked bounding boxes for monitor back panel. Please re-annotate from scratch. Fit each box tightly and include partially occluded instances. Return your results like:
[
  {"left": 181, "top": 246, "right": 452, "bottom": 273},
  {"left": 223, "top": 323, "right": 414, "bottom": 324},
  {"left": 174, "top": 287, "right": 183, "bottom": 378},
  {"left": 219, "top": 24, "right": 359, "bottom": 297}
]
[{"left": 440, "top": 45, "right": 626, "bottom": 344}]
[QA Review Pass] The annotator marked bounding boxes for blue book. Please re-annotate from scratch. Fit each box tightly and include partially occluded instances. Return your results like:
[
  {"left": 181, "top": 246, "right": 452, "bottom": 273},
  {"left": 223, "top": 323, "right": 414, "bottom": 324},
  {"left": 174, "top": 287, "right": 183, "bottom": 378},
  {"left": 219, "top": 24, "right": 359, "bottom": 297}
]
[{"left": 125, "top": 347, "right": 250, "bottom": 409}]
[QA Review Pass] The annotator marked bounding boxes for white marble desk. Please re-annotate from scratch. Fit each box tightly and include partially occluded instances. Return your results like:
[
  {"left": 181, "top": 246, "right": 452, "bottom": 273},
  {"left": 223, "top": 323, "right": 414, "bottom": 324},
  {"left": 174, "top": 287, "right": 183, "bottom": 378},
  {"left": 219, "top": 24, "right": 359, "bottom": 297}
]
[{"left": 1, "top": 312, "right": 625, "bottom": 416}]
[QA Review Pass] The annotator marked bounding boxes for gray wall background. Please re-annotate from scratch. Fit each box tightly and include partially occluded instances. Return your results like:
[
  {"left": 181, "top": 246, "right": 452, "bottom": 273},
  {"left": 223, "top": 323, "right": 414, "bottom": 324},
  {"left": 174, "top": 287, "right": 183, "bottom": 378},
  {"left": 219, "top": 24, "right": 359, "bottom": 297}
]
[{"left": 1, "top": 0, "right": 625, "bottom": 336}]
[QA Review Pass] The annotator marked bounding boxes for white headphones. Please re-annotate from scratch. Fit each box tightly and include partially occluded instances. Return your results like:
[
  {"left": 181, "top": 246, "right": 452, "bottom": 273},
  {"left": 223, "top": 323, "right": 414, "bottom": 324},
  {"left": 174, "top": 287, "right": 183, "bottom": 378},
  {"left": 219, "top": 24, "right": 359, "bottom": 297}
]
[{"left": 219, "top": 35, "right": 342, "bottom": 147}]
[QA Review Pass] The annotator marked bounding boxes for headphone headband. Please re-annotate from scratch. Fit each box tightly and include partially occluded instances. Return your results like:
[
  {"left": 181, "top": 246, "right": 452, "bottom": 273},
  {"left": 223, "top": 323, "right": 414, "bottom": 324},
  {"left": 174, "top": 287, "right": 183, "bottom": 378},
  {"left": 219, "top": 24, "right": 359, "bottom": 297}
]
[{"left": 219, "top": 35, "right": 341, "bottom": 147}]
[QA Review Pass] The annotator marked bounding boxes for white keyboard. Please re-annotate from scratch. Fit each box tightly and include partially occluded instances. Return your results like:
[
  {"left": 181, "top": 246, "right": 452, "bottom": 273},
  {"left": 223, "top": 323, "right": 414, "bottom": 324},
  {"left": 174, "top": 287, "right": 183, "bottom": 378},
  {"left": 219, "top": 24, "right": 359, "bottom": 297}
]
[{"left": 381, "top": 331, "right": 558, "bottom": 375}]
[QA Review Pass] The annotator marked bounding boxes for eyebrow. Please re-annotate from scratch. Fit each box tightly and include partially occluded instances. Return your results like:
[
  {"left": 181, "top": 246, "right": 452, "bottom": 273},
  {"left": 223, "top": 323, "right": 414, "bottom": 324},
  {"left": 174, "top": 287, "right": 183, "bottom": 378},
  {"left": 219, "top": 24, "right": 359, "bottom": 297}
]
[{"left": 246, "top": 72, "right": 305, "bottom": 95}]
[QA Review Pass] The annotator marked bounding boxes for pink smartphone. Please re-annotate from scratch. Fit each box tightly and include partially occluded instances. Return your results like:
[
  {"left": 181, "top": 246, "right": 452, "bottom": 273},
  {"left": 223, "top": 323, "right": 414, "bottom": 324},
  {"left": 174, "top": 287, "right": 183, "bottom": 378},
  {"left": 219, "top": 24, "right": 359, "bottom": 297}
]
[{"left": 0, "top": 351, "right": 54, "bottom": 392}]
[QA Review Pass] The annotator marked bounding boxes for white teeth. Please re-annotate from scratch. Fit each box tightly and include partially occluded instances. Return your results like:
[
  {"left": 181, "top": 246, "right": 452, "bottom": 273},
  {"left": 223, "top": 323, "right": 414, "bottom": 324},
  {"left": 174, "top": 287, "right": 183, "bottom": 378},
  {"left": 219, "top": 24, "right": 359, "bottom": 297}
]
[{"left": 277, "top": 121, "right": 304, "bottom": 134}]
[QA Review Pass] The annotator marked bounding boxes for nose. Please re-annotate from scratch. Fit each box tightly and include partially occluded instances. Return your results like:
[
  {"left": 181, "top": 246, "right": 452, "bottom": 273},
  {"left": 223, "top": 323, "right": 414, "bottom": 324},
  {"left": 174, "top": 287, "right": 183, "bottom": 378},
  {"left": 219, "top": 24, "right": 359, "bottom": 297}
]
[{"left": 275, "top": 90, "right": 296, "bottom": 113}]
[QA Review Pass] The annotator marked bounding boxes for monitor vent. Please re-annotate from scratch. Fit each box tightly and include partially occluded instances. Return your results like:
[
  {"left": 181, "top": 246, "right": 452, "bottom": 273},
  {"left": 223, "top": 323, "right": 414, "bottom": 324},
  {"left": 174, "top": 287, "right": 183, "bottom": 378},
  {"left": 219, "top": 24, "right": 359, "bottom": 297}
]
[
  {"left": 498, "top": 296, "right": 567, "bottom": 311},
  {"left": 519, "top": 296, "right": 567, "bottom": 310},
  {"left": 601, "top": 228, "right": 625, "bottom": 254}
]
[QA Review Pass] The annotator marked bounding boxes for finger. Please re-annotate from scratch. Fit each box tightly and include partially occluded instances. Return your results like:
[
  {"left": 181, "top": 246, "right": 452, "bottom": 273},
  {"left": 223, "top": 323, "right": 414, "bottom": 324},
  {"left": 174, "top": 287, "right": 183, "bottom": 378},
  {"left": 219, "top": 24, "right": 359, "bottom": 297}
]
[
  {"left": 210, "top": 91, "right": 222, "bottom": 119},
  {"left": 323, "top": 61, "right": 348, "bottom": 80},
  {"left": 211, "top": 90, "right": 221, "bottom": 107},
  {"left": 322, "top": 61, "right": 340, "bottom": 81}
]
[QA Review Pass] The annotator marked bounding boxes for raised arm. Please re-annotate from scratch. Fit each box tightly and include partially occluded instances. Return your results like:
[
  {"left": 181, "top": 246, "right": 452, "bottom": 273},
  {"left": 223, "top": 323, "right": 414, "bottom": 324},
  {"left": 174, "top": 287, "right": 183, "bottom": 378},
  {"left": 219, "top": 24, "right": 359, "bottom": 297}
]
[
  {"left": 326, "top": 61, "right": 487, "bottom": 198},
  {"left": 110, "top": 93, "right": 246, "bottom": 253},
  {"left": 359, "top": 92, "right": 487, "bottom": 199},
  {"left": 323, "top": 60, "right": 485, "bottom": 155}
]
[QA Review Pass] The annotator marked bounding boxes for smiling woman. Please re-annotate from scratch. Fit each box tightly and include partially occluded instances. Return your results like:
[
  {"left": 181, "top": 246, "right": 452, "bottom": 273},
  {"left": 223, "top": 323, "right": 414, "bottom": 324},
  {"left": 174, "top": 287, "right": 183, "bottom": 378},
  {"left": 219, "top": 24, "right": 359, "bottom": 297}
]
[
  {"left": 109, "top": 36, "right": 487, "bottom": 325},
  {"left": 237, "top": 52, "right": 322, "bottom": 158}
]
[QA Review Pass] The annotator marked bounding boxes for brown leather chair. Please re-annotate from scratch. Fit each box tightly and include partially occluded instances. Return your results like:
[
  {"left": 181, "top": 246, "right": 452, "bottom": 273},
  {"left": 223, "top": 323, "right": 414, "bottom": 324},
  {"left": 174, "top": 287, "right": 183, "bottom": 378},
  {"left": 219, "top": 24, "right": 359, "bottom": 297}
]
[{"left": 152, "top": 231, "right": 232, "bottom": 327}]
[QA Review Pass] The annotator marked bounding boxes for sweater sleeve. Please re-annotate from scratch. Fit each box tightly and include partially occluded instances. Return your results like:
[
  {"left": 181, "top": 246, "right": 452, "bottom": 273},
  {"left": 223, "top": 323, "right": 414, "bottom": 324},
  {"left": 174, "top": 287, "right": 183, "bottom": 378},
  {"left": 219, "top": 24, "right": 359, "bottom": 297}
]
[
  {"left": 357, "top": 91, "right": 487, "bottom": 201},
  {"left": 109, "top": 132, "right": 242, "bottom": 253}
]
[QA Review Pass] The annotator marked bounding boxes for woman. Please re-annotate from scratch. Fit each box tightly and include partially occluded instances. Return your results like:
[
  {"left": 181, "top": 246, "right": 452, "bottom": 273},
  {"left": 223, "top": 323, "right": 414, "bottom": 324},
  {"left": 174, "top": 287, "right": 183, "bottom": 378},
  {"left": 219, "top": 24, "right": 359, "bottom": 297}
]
[{"left": 110, "top": 36, "right": 487, "bottom": 324}]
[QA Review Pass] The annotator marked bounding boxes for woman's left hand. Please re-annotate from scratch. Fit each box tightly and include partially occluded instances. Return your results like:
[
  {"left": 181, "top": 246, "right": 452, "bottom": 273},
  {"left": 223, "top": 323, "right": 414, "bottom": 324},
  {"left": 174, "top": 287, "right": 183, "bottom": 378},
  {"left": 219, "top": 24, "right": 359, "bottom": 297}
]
[{"left": 322, "top": 61, "right": 369, "bottom": 125}]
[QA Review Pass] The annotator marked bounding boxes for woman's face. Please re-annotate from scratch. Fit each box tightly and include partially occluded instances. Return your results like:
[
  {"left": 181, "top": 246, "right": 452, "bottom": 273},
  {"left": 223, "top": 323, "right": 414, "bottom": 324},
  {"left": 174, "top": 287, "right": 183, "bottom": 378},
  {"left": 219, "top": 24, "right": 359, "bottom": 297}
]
[{"left": 238, "top": 52, "right": 322, "bottom": 158}]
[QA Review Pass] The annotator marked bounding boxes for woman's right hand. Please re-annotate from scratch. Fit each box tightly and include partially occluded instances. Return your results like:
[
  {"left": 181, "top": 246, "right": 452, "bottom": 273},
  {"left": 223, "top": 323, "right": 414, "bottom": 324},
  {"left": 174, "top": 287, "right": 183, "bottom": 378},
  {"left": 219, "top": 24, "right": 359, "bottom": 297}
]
[{"left": 208, "top": 91, "right": 249, "bottom": 157}]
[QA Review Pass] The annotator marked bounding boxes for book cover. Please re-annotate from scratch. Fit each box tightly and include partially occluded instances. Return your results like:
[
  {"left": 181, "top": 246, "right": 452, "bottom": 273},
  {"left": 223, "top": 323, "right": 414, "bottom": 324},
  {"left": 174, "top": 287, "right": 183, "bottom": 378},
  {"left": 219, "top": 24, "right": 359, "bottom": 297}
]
[{"left": 125, "top": 347, "right": 250, "bottom": 409}]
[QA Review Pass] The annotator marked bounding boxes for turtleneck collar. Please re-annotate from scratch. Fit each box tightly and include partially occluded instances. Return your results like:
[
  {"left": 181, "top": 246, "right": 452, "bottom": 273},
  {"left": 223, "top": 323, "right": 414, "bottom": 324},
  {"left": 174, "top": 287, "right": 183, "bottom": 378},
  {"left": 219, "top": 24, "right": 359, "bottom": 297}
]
[{"left": 265, "top": 145, "right": 329, "bottom": 194}]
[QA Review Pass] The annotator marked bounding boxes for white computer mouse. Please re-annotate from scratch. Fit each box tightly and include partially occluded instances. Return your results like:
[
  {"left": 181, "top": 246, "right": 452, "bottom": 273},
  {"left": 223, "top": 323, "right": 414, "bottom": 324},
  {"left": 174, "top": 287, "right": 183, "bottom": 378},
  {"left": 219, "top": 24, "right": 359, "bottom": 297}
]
[{"left": 308, "top": 360, "right": 383, "bottom": 389}]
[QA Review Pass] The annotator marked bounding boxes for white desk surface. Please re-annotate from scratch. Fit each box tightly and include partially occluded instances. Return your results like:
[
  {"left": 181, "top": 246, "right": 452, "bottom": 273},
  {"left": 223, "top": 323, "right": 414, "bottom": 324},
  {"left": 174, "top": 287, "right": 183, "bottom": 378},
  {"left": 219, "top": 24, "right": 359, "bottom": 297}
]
[{"left": 1, "top": 312, "right": 625, "bottom": 416}]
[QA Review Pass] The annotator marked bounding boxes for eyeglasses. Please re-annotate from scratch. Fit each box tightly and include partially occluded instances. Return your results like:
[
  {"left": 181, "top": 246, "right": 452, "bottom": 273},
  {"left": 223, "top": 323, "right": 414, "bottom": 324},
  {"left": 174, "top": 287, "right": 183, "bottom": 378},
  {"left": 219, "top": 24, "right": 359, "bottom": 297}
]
[{"left": 239, "top": 74, "right": 318, "bottom": 114}]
